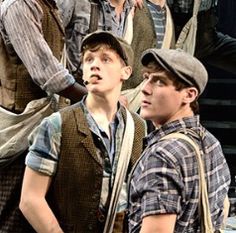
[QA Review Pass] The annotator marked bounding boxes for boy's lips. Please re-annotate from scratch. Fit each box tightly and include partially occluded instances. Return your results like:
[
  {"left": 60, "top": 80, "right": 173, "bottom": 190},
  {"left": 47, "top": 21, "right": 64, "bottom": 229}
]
[
  {"left": 90, "top": 74, "right": 102, "bottom": 82},
  {"left": 142, "top": 99, "right": 151, "bottom": 104},
  {"left": 90, "top": 74, "right": 102, "bottom": 80},
  {"left": 84, "top": 74, "right": 102, "bottom": 85},
  {"left": 141, "top": 99, "right": 151, "bottom": 107}
]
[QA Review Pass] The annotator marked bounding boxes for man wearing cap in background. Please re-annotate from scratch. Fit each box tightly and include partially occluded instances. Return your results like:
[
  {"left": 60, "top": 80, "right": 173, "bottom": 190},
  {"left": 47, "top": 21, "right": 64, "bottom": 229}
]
[
  {"left": 128, "top": 48, "right": 230, "bottom": 233},
  {"left": 19, "top": 31, "right": 146, "bottom": 233}
]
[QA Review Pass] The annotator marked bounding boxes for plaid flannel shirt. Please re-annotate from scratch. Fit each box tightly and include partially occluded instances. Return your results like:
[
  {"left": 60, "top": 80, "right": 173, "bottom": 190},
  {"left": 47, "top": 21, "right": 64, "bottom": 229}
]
[{"left": 128, "top": 115, "right": 230, "bottom": 233}]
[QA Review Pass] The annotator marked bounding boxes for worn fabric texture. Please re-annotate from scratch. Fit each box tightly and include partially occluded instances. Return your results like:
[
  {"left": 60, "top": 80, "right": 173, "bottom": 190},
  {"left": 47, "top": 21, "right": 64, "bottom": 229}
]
[
  {"left": 0, "top": 0, "right": 65, "bottom": 231},
  {"left": 0, "top": 0, "right": 64, "bottom": 112},
  {"left": 47, "top": 104, "right": 146, "bottom": 233}
]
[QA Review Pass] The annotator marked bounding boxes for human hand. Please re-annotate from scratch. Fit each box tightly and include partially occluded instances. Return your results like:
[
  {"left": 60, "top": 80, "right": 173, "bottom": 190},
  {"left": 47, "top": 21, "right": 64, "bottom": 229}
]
[{"left": 133, "top": 0, "right": 143, "bottom": 9}]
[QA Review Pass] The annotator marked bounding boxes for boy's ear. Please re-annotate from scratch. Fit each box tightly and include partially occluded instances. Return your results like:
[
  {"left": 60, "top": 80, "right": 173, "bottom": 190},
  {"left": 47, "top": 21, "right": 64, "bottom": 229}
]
[
  {"left": 121, "top": 66, "right": 132, "bottom": 81},
  {"left": 182, "top": 87, "right": 198, "bottom": 104}
]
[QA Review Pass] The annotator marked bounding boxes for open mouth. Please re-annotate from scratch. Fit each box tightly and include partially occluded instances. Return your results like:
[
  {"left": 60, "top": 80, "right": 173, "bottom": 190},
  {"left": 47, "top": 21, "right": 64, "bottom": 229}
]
[{"left": 89, "top": 74, "right": 102, "bottom": 83}]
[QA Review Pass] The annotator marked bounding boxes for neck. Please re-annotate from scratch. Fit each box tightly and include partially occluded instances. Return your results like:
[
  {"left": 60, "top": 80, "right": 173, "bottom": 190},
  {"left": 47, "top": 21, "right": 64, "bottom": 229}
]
[
  {"left": 153, "top": 106, "right": 194, "bottom": 128},
  {"left": 109, "top": 0, "right": 126, "bottom": 7},
  {"left": 85, "top": 93, "right": 120, "bottom": 137},
  {"left": 148, "top": 0, "right": 165, "bottom": 8},
  {"left": 109, "top": 0, "right": 126, "bottom": 18}
]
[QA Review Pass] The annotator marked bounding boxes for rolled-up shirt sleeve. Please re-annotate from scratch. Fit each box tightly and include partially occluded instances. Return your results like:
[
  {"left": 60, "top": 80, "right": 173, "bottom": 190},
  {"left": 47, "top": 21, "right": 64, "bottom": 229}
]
[
  {"left": 138, "top": 152, "right": 184, "bottom": 218},
  {"left": 1, "top": 0, "right": 75, "bottom": 94},
  {"left": 26, "top": 112, "right": 62, "bottom": 176}
]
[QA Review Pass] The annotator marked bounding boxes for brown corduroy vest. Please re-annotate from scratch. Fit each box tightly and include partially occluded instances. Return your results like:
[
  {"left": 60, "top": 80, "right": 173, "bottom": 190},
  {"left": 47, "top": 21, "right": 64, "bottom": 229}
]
[
  {"left": 0, "top": 0, "right": 64, "bottom": 113},
  {"left": 47, "top": 104, "right": 146, "bottom": 233}
]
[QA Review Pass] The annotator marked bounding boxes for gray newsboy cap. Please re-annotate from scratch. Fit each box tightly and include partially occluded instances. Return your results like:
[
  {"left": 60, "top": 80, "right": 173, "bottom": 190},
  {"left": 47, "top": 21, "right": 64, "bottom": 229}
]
[
  {"left": 81, "top": 30, "right": 134, "bottom": 67},
  {"left": 141, "top": 48, "right": 208, "bottom": 95}
]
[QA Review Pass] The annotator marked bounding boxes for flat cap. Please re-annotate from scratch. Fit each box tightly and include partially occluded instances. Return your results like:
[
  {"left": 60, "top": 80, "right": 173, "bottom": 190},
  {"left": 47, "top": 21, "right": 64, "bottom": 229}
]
[
  {"left": 81, "top": 30, "right": 134, "bottom": 67},
  {"left": 141, "top": 48, "right": 208, "bottom": 95}
]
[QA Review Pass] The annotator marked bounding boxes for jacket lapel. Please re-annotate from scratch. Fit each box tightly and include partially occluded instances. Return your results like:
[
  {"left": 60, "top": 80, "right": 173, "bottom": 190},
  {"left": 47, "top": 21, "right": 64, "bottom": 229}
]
[{"left": 73, "top": 107, "right": 103, "bottom": 167}]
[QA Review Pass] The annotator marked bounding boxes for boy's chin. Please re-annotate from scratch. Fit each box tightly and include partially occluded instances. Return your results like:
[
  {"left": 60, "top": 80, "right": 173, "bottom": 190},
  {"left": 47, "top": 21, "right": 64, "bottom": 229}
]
[{"left": 140, "top": 110, "right": 151, "bottom": 120}]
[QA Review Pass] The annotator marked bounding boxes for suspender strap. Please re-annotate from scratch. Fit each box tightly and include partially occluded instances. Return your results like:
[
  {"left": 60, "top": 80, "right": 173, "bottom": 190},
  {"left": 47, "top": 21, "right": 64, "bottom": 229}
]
[
  {"left": 89, "top": 0, "right": 100, "bottom": 33},
  {"left": 160, "top": 132, "right": 214, "bottom": 233},
  {"left": 175, "top": 0, "right": 201, "bottom": 55},
  {"left": 103, "top": 108, "right": 135, "bottom": 233}
]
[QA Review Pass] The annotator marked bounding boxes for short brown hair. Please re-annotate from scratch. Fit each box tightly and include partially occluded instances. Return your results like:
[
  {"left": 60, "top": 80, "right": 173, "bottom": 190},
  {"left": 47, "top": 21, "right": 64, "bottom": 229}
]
[{"left": 80, "top": 41, "right": 126, "bottom": 66}]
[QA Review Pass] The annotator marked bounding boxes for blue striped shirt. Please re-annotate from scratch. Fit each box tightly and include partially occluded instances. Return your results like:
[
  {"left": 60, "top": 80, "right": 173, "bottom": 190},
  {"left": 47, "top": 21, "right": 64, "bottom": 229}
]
[
  {"left": 146, "top": 0, "right": 166, "bottom": 48},
  {"left": 128, "top": 115, "right": 230, "bottom": 233}
]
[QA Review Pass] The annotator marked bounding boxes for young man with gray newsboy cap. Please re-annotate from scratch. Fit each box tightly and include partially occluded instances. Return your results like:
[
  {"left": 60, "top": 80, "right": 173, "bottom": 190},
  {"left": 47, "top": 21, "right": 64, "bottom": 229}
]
[
  {"left": 19, "top": 31, "right": 146, "bottom": 233},
  {"left": 128, "top": 48, "right": 231, "bottom": 233}
]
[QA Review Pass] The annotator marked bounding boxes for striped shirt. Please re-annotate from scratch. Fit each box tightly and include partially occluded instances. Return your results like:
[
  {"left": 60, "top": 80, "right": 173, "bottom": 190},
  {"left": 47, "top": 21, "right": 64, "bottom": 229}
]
[
  {"left": 128, "top": 115, "right": 230, "bottom": 233},
  {"left": 26, "top": 97, "right": 128, "bottom": 212},
  {"left": 167, "top": 0, "right": 216, "bottom": 13},
  {"left": 146, "top": 0, "right": 166, "bottom": 48},
  {"left": 0, "top": 0, "right": 75, "bottom": 94}
]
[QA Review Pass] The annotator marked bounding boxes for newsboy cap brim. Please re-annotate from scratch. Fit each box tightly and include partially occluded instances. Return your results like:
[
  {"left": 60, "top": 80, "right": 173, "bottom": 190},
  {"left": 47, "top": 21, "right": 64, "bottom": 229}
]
[
  {"left": 81, "top": 31, "right": 133, "bottom": 67},
  {"left": 141, "top": 48, "right": 208, "bottom": 95}
]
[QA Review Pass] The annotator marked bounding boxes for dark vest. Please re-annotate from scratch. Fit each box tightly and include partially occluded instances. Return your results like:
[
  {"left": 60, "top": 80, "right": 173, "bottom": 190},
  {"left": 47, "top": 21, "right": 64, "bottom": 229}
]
[
  {"left": 0, "top": 0, "right": 64, "bottom": 113},
  {"left": 47, "top": 104, "right": 146, "bottom": 233},
  {"left": 123, "top": 1, "right": 157, "bottom": 90},
  {"left": 0, "top": 1, "right": 65, "bottom": 232},
  {"left": 0, "top": 152, "right": 35, "bottom": 233}
]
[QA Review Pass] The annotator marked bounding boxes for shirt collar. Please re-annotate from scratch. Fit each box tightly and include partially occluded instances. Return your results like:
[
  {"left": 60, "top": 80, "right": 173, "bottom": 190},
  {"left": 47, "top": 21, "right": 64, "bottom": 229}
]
[
  {"left": 79, "top": 95, "right": 122, "bottom": 133},
  {"left": 144, "top": 115, "right": 203, "bottom": 147},
  {"left": 103, "top": 0, "right": 133, "bottom": 11}
]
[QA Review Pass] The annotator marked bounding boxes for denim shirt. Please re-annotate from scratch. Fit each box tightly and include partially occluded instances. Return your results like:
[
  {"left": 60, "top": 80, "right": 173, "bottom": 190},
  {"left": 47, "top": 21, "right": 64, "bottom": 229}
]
[{"left": 56, "top": 0, "right": 133, "bottom": 75}]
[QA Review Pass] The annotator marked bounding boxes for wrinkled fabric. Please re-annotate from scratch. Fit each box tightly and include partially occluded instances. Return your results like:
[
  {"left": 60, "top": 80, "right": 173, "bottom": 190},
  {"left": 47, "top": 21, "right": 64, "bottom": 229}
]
[
  {"left": 56, "top": 0, "right": 133, "bottom": 76},
  {"left": 0, "top": 96, "right": 57, "bottom": 167}
]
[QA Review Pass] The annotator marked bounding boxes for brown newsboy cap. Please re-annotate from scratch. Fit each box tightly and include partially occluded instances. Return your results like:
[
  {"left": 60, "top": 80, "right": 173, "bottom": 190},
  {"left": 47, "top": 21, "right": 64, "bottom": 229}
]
[
  {"left": 141, "top": 48, "right": 208, "bottom": 95},
  {"left": 81, "top": 30, "right": 134, "bottom": 67}
]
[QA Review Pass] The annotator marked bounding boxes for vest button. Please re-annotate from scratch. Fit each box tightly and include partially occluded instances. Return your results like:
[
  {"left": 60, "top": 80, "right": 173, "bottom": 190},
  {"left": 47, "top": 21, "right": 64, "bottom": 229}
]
[
  {"left": 88, "top": 224, "right": 93, "bottom": 230},
  {"left": 64, "top": 98, "right": 70, "bottom": 104},
  {"left": 97, "top": 209, "right": 106, "bottom": 223}
]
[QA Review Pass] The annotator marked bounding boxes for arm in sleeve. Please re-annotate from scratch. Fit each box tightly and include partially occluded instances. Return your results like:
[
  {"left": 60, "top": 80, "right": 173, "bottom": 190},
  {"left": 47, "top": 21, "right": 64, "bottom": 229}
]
[
  {"left": 26, "top": 112, "right": 62, "bottom": 176},
  {"left": 2, "top": 0, "right": 75, "bottom": 93},
  {"left": 56, "top": 0, "right": 75, "bottom": 27},
  {"left": 135, "top": 151, "right": 182, "bottom": 232},
  {"left": 138, "top": 151, "right": 183, "bottom": 218},
  {"left": 20, "top": 113, "right": 63, "bottom": 232}
]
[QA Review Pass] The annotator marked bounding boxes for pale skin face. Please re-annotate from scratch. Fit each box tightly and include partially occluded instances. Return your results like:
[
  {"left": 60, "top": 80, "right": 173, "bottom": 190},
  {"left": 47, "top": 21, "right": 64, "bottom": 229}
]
[
  {"left": 140, "top": 62, "right": 198, "bottom": 127},
  {"left": 82, "top": 45, "right": 131, "bottom": 99},
  {"left": 19, "top": 44, "right": 132, "bottom": 233},
  {"left": 82, "top": 44, "right": 132, "bottom": 136},
  {"left": 139, "top": 62, "right": 198, "bottom": 233}
]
